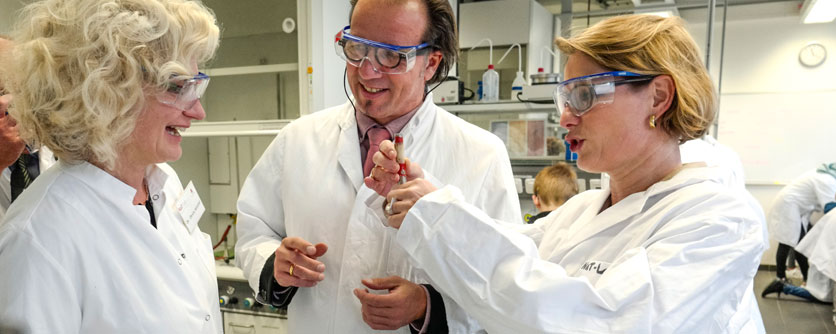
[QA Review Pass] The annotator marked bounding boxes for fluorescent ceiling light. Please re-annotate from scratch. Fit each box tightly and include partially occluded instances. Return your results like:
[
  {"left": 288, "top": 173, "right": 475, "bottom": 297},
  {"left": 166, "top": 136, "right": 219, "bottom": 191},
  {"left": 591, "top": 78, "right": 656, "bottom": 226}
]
[
  {"left": 641, "top": 10, "right": 675, "bottom": 18},
  {"left": 635, "top": 7, "right": 679, "bottom": 18},
  {"left": 801, "top": 0, "right": 836, "bottom": 24}
]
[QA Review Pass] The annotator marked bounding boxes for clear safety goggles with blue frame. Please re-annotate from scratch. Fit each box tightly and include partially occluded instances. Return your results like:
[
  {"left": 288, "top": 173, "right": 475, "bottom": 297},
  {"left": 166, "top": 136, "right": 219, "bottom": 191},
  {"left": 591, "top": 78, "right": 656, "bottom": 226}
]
[
  {"left": 334, "top": 25, "right": 430, "bottom": 74},
  {"left": 156, "top": 72, "right": 210, "bottom": 111},
  {"left": 554, "top": 71, "right": 657, "bottom": 117}
]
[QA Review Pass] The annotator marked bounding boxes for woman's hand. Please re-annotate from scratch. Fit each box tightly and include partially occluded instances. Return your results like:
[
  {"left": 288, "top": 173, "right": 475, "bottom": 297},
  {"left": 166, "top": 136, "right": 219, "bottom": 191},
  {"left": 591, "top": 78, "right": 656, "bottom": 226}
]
[
  {"left": 382, "top": 179, "right": 437, "bottom": 229},
  {"left": 363, "top": 139, "right": 423, "bottom": 197}
]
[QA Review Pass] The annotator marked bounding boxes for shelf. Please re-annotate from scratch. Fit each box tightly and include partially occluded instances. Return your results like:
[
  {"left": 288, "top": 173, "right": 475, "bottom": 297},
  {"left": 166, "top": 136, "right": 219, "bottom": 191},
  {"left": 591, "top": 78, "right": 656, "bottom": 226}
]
[
  {"left": 441, "top": 101, "right": 555, "bottom": 114},
  {"left": 203, "top": 63, "right": 298, "bottom": 77},
  {"left": 511, "top": 157, "right": 575, "bottom": 167},
  {"left": 182, "top": 120, "right": 291, "bottom": 137}
]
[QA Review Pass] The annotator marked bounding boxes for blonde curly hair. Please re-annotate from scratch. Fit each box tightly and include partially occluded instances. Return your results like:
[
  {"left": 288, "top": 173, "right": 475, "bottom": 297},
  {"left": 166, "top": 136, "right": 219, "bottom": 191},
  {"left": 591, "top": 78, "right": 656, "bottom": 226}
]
[
  {"left": 2, "top": 0, "right": 219, "bottom": 168},
  {"left": 556, "top": 15, "right": 715, "bottom": 142}
]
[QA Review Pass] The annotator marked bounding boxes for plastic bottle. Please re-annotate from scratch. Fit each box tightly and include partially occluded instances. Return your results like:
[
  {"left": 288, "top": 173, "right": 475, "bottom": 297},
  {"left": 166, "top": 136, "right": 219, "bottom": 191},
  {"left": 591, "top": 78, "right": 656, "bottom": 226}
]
[
  {"left": 510, "top": 71, "right": 526, "bottom": 101},
  {"left": 482, "top": 65, "right": 499, "bottom": 102},
  {"left": 477, "top": 80, "right": 483, "bottom": 101},
  {"left": 564, "top": 140, "right": 573, "bottom": 161}
]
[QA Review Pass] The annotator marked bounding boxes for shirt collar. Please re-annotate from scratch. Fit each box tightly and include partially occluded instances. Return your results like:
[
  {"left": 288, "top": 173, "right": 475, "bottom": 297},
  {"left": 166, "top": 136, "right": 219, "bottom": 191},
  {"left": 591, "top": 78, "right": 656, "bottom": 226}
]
[{"left": 356, "top": 102, "right": 421, "bottom": 142}]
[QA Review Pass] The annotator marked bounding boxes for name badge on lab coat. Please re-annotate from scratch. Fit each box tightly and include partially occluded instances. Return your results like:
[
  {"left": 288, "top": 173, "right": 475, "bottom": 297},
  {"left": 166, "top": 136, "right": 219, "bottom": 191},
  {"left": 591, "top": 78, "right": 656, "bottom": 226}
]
[{"left": 175, "top": 181, "right": 205, "bottom": 233}]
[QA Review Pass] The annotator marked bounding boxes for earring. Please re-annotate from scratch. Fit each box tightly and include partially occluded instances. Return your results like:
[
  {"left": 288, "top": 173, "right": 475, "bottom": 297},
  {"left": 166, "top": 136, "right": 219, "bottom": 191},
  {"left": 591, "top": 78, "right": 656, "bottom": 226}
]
[{"left": 649, "top": 115, "right": 656, "bottom": 129}]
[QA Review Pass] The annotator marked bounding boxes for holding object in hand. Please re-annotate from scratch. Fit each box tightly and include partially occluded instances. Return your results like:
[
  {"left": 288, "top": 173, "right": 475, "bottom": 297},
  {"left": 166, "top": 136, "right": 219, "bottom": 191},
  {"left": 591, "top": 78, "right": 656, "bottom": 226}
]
[{"left": 364, "top": 139, "right": 424, "bottom": 198}]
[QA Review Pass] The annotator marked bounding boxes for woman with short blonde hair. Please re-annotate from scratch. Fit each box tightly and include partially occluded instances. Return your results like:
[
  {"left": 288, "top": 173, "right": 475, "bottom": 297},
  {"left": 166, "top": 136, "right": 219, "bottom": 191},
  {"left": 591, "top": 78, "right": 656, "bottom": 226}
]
[
  {"left": 0, "top": 0, "right": 222, "bottom": 332},
  {"left": 367, "top": 14, "right": 767, "bottom": 332}
]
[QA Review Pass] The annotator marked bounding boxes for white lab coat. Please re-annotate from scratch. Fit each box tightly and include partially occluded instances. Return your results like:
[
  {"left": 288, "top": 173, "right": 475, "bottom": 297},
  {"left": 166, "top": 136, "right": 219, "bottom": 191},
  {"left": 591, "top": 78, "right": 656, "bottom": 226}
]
[
  {"left": 601, "top": 136, "right": 746, "bottom": 191},
  {"left": 396, "top": 166, "right": 768, "bottom": 333},
  {"left": 0, "top": 161, "right": 221, "bottom": 333},
  {"left": 235, "top": 94, "right": 521, "bottom": 333},
  {"left": 679, "top": 135, "right": 746, "bottom": 189},
  {"left": 768, "top": 170, "right": 836, "bottom": 246},
  {"left": 795, "top": 210, "right": 836, "bottom": 301},
  {"left": 0, "top": 147, "right": 57, "bottom": 221}
]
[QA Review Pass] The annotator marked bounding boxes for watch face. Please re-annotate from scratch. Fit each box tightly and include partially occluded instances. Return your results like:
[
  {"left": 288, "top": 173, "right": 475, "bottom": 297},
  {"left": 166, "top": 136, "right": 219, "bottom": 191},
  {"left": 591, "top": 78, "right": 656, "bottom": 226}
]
[{"left": 799, "top": 42, "right": 827, "bottom": 68}]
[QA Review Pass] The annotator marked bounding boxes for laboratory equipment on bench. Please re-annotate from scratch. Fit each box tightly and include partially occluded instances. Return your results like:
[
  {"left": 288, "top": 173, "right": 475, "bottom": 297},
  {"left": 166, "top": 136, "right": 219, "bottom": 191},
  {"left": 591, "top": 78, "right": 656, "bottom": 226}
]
[
  {"left": 521, "top": 46, "right": 560, "bottom": 102},
  {"left": 470, "top": 38, "right": 499, "bottom": 102},
  {"left": 217, "top": 265, "right": 288, "bottom": 333},
  {"left": 498, "top": 43, "right": 526, "bottom": 100}
]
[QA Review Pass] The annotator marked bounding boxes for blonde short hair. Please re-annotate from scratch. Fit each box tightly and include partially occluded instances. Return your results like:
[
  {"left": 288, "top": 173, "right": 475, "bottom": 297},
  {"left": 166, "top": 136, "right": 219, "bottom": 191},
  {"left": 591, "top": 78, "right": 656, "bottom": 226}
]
[
  {"left": 534, "top": 162, "right": 578, "bottom": 207},
  {"left": 556, "top": 15, "right": 715, "bottom": 142},
  {"left": 2, "top": 0, "right": 219, "bottom": 168}
]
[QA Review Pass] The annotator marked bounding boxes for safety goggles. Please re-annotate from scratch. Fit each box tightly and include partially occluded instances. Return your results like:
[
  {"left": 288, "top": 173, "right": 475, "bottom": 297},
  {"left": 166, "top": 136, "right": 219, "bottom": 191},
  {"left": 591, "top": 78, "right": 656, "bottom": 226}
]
[
  {"left": 157, "top": 72, "right": 210, "bottom": 111},
  {"left": 334, "top": 25, "right": 430, "bottom": 74},
  {"left": 553, "top": 71, "right": 656, "bottom": 117}
]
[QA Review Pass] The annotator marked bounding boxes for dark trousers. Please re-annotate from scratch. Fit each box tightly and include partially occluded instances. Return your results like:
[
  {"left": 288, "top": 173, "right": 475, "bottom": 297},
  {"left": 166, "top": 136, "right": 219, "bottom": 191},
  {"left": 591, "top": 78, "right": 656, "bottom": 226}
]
[{"left": 776, "top": 244, "right": 809, "bottom": 281}]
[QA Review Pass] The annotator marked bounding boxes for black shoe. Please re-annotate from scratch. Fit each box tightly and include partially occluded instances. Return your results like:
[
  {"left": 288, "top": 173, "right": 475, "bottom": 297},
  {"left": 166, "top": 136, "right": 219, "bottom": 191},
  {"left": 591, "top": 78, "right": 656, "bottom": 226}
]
[{"left": 761, "top": 279, "right": 784, "bottom": 298}]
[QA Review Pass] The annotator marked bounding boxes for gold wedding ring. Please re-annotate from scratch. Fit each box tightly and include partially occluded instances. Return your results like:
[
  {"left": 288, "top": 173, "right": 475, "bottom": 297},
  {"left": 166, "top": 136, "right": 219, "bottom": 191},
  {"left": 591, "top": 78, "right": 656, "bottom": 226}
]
[{"left": 289, "top": 263, "right": 294, "bottom": 277}]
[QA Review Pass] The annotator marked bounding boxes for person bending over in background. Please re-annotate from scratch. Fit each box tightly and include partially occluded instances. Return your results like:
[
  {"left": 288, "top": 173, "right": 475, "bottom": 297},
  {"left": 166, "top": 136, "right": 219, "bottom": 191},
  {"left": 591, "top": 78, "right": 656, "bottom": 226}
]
[
  {"left": 763, "top": 196, "right": 836, "bottom": 317},
  {"left": 0, "top": 0, "right": 221, "bottom": 332},
  {"left": 763, "top": 163, "right": 836, "bottom": 293}
]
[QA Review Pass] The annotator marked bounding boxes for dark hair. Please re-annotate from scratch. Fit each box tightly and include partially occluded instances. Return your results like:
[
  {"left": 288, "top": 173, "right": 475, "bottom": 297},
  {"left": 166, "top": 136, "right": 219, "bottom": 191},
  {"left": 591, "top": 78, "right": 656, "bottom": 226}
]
[{"left": 349, "top": 0, "right": 458, "bottom": 84}]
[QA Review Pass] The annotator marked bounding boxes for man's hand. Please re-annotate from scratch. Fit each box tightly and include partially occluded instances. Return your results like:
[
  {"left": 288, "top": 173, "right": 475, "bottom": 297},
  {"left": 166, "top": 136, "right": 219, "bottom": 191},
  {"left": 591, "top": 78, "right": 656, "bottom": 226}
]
[
  {"left": 272, "top": 237, "right": 328, "bottom": 288},
  {"left": 0, "top": 94, "right": 25, "bottom": 168},
  {"left": 384, "top": 179, "right": 438, "bottom": 228},
  {"left": 364, "top": 139, "right": 423, "bottom": 197},
  {"left": 353, "top": 276, "right": 427, "bottom": 331}
]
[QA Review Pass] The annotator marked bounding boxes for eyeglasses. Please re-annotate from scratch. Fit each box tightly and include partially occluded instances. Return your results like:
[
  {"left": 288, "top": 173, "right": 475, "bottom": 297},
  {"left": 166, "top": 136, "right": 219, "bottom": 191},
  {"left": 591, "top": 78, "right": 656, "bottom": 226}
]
[
  {"left": 553, "top": 71, "right": 657, "bottom": 117},
  {"left": 157, "top": 72, "right": 210, "bottom": 111},
  {"left": 334, "top": 25, "right": 430, "bottom": 74}
]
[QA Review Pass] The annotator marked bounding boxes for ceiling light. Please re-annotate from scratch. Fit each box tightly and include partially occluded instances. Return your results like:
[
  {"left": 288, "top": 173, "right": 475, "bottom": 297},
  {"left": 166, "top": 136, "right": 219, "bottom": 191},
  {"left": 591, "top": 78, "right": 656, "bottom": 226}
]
[{"left": 801, "top": 0, "right": 836, "bottom": 24}]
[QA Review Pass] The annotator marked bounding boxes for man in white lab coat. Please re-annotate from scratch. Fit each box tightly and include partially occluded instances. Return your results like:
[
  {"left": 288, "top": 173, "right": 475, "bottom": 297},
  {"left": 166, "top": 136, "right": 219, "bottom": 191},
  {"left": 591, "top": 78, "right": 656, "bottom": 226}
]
[
  {"left": 0, "top": 146, "right": 57, "bottom": 221},
  {"left": 234, "top": 0, "right": 521, "bottom": 332},
  {"left": 0, "top": 37, "right": 57, "bottom": 221}
]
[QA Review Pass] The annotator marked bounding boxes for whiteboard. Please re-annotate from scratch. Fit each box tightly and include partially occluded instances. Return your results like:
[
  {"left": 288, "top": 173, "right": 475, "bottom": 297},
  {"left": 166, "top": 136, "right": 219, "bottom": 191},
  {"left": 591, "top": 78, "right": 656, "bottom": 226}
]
[{"left": 718, "top": 90, "right": 836, "bottom": 185}]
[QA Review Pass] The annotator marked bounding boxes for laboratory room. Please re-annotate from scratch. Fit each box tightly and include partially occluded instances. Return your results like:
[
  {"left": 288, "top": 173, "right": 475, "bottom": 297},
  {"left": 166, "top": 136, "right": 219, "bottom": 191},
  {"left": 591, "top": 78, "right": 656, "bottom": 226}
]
[{"left": 0, "top": 0, "right": 835, "bottom": 332}]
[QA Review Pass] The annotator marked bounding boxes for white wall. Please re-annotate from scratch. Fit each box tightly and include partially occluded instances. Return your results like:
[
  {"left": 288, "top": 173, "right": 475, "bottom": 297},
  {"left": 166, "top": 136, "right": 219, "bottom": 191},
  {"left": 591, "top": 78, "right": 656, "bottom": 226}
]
[
  {"left": 308, "top": 0, "right": 352, "bottom": 113},
  {"left": 682, "top": 3, "right": 836, "bottom": 265}
]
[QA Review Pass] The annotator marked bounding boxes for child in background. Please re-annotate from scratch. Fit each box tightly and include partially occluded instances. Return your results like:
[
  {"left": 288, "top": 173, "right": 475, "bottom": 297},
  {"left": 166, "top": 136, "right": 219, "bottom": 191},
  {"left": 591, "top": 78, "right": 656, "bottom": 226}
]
[{"left": 528, "top": 162, "right": 579, "bottom": 224}]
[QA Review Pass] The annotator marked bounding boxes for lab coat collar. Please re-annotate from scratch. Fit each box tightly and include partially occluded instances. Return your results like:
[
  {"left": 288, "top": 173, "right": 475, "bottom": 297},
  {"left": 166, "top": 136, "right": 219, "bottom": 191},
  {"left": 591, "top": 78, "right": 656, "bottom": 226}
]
[
  {"left": 61, "top": 161, "right": 171, "bottom": 206},
  {"left": 335, "top": 94, "right": 439, "bottom": 192},
  {"left": 144, "top": 164, "right": 170, "bottom": 197},
  {"left": 398, "top": 92, "right": 438, "bottom": 153},
  {"left": 568, "top": 165, "right": 726, "bottom": 244},
  {"left": 61, "top": 161, "right": 138, "bottom": 204},
  {"left": 337, "top": 103, "right": 364, "bottom": 192}
]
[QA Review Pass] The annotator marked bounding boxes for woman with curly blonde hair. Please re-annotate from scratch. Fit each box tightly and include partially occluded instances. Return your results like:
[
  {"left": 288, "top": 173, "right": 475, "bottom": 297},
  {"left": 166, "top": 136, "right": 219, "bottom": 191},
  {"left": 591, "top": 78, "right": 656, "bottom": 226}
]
[
  {"left": 0, "top": 0, "right": 221, "bottom": 331},
  {"left": 366, "top": 14, "right": 768, "bottom": 332}
]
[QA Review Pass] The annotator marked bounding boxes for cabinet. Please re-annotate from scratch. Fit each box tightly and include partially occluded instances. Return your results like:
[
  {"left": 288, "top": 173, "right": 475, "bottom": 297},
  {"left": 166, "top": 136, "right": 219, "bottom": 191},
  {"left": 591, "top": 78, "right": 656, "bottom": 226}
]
[
  {"left": 443, "top": 101, "right": 601, "bottom": 220},
  {"left": 168, "top": 0, "right": 305, "bottom": 247}
]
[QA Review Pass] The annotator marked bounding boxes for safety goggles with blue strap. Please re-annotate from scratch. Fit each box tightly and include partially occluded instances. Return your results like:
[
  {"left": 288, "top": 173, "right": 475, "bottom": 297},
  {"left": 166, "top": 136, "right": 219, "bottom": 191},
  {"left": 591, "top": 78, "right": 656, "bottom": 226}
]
[
  {"left": 554, "top": 71, "right": 657, "bottom": 117},
  {"left": 157, "top": 72, "right": 210, "bottom": 111},
  {"left": 335, "top": 25, "right": 430, "bottom": 74}
]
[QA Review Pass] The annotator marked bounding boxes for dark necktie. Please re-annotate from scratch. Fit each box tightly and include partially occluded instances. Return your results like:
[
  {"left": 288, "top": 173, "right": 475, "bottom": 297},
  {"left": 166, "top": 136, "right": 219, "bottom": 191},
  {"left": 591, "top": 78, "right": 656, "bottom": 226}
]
[{"left": 10, "top": 153, "right": 35, "bottom": 202}]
